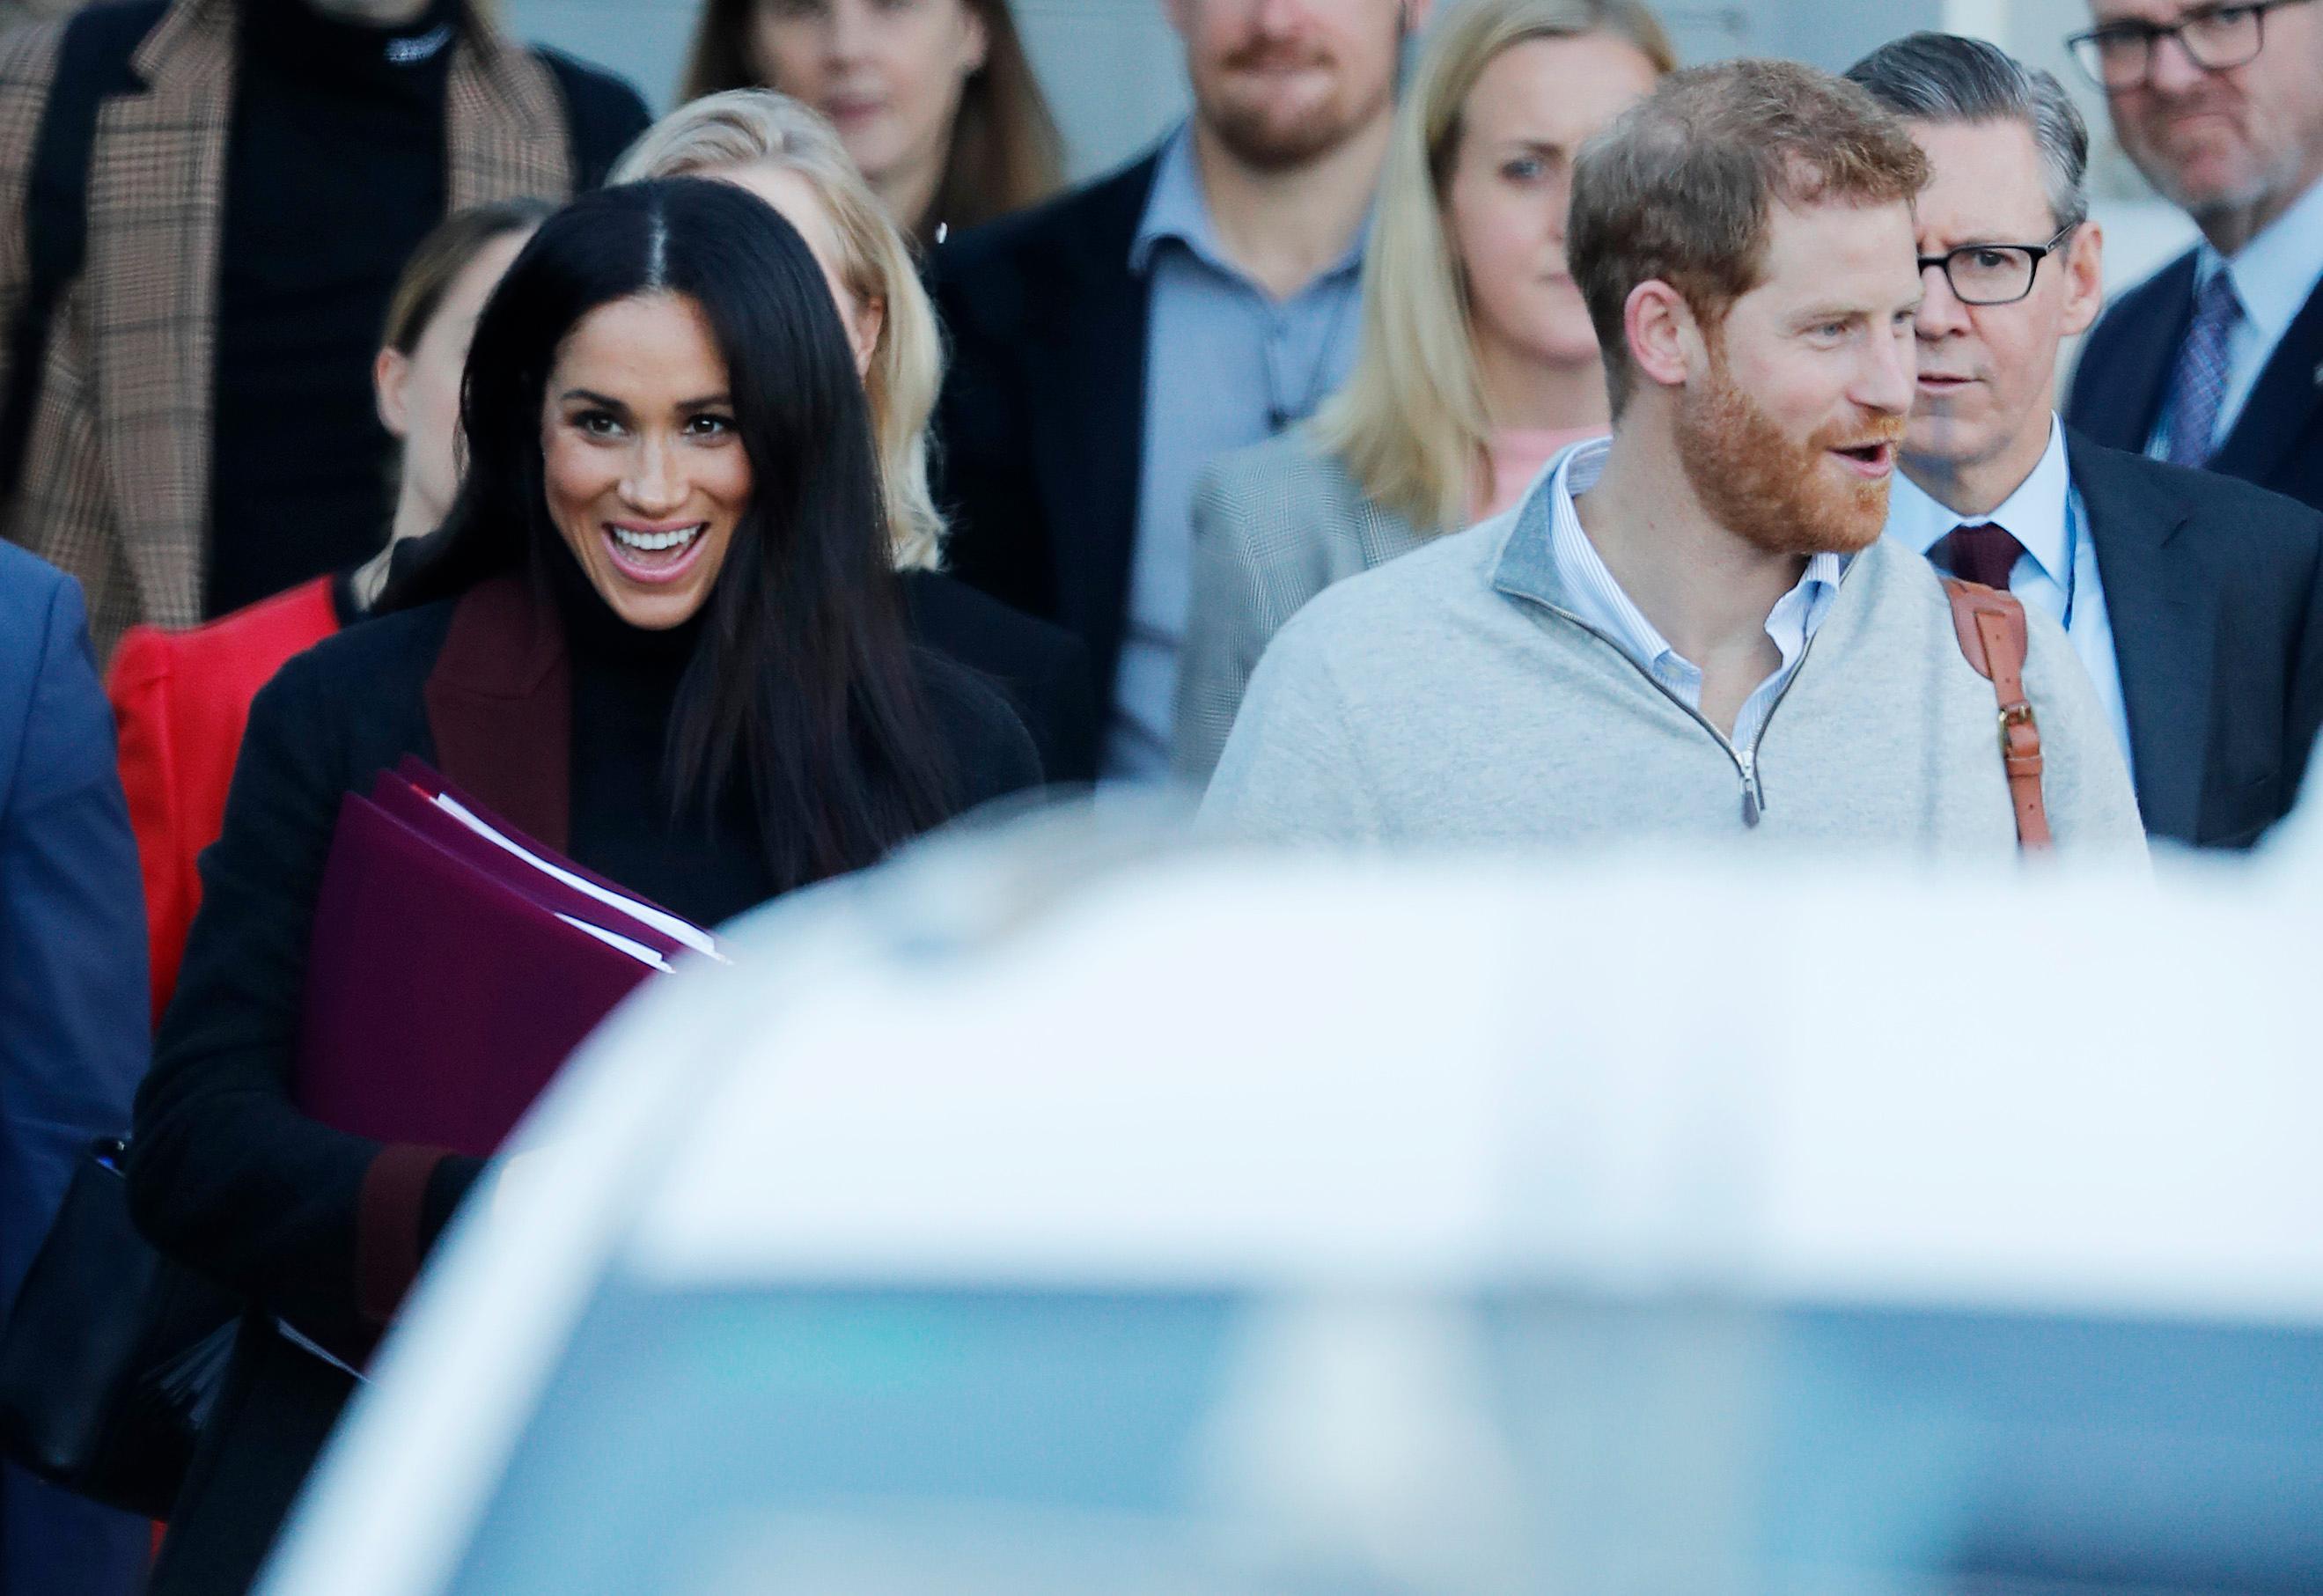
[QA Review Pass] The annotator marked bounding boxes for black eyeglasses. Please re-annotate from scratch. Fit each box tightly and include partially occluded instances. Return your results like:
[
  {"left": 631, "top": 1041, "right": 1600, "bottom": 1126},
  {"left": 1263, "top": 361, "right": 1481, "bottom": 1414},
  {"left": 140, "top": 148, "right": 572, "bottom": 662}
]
[
  {"left": 2067, "top": 0, "right": 2315, "bottom": 90},
  {"left": 1918, "top": 224, "right": 2080, "bottom": 306}
]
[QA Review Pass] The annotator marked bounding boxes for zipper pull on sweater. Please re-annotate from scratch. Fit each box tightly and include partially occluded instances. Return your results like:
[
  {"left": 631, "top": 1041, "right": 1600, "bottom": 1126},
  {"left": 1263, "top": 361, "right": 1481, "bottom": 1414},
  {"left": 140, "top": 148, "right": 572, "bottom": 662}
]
[{"left": 1739, "top": 749, "right": 1763, "bottom": 827}]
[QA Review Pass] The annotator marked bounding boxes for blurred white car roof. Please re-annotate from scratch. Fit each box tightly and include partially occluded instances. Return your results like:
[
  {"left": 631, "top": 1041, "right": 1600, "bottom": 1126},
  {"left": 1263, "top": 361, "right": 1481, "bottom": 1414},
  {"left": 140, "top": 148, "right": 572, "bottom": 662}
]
[{"left": 261, "top": 800, "right": 2323, "bottom": 1596}]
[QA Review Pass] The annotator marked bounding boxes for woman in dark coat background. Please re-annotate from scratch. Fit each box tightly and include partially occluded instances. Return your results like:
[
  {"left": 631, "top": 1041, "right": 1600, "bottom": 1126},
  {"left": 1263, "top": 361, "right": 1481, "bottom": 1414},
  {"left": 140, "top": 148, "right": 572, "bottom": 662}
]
[{"left": 127, "top": 178, "right": 1040, "bottom": 1594}]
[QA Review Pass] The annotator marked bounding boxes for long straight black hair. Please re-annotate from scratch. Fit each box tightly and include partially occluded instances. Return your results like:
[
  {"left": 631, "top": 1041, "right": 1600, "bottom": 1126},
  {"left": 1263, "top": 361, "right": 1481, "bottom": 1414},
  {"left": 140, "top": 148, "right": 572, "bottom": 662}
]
[{"left": 386, "top": 177, "right": 956, "bottom": 890}]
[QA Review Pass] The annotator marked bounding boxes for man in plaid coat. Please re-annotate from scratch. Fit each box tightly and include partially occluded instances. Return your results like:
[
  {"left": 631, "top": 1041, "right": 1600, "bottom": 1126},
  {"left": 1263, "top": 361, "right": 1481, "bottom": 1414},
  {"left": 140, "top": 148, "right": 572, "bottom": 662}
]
[
  {"left": 0, "top": 0, "right": 648, "bottom": 657},
  {"left": 0, "top": 2, "right": 89, "bottom": 40}
]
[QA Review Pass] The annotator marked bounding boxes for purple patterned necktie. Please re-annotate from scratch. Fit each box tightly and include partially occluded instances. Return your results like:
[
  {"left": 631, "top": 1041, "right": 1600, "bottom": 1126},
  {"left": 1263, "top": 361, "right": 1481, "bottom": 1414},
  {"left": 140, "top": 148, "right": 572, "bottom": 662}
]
[
  {"left": 1936, "top": 522, "right": 2025, "bottom": 591},
  {"left": 2163, "top": 270, "right": 2244, "bottom": 468}
]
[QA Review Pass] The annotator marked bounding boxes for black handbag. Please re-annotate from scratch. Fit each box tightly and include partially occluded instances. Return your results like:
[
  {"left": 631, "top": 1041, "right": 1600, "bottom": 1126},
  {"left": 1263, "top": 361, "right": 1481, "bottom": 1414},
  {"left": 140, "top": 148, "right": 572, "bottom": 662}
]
[{"left": 0, "top": 1137, "right": 239, "bottom": 1519}]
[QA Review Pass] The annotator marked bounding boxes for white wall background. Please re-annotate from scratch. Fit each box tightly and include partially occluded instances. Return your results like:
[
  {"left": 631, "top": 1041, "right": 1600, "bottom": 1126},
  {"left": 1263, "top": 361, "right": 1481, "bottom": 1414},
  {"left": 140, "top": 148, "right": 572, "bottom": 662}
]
[{"left": 504, "top": 0, "right": 2194, "bottom": 291}]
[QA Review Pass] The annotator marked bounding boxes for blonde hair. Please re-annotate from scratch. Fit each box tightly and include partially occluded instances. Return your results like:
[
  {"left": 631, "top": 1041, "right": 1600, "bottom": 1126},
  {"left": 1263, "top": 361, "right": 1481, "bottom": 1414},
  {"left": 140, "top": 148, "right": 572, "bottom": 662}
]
[
  {"left": 613, "top": 90, "right": 947, "bottom": 572},
  {"left": 1313, "top": 0, "right": 1675, "bottom": 532}
]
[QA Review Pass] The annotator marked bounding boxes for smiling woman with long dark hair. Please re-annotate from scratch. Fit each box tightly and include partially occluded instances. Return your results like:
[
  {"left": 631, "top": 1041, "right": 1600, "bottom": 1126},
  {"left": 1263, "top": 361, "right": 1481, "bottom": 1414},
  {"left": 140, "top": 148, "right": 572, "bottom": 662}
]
[
  {"left": 386, "top": 176, "right": 1012, "bottom": 886},
  {"left": 124, "top": 178, "right": 1038, "bottom": 1596}
]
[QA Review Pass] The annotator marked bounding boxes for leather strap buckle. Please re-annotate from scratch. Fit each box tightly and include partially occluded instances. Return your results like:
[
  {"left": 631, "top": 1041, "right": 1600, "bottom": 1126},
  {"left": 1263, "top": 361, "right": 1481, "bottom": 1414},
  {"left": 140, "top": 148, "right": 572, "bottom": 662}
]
[
  {"left": 1998, "top": 700, "right": 2044, "bottom": 780},
  {"left": 1944, "top": 578, "right": 2051, "bottom": 849},
  {"left": 1997, "top": 700, "right": 2037, "bottom": 747}
]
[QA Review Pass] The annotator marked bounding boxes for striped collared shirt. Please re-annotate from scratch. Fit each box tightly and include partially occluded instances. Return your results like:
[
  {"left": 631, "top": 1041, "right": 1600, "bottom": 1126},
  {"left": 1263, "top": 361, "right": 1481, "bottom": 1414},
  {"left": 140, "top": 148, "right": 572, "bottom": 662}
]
[{"left": 1543, "top": 437, "right": 1849, "bottom": 754}]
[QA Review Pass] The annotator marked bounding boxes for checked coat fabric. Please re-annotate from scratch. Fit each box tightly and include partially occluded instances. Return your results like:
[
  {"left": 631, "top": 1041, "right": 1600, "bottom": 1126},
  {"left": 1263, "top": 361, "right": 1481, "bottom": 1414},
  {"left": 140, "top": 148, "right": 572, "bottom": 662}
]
[{"left": 0, "top": 0, "right": 577, "bottom": 655}]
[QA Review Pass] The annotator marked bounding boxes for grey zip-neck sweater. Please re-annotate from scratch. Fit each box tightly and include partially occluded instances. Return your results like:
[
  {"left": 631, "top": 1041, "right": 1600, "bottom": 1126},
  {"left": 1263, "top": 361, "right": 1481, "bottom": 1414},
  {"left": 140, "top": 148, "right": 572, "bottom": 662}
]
[{"left": 1202, "top": 507, "right": 2146, "bottom": 860}]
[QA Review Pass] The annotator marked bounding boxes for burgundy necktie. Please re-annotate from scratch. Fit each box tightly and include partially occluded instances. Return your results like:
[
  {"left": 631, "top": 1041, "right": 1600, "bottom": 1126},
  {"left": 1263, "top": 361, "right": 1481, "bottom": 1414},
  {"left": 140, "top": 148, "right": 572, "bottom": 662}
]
[{"left": 1936, "top": 522, "right": 2025, "bottom": 591}]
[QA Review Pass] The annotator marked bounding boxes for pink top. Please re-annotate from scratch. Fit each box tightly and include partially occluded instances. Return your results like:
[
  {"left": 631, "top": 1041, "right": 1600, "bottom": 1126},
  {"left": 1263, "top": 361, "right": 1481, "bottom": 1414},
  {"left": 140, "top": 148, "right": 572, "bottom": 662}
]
[{"left": 1476, "top": 425, "right": 1605, "bottom": 522}]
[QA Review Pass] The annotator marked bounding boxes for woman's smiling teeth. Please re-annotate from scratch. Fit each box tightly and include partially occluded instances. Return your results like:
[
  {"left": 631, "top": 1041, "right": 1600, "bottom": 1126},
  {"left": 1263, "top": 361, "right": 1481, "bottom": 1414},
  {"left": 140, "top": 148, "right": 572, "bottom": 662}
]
[
  {"left": 601, "top": 520, "right": 713, "bottom": 585},
  {"left": 610, "top": 522, "right": 703, "bottom": 553}
]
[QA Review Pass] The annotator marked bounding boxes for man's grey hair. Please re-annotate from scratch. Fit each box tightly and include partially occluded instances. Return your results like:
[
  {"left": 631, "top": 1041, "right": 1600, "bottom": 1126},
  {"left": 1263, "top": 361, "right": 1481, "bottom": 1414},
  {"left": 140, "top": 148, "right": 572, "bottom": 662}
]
[{"left": 1844, "top": 32, "right": 2090, "bottom": 232}]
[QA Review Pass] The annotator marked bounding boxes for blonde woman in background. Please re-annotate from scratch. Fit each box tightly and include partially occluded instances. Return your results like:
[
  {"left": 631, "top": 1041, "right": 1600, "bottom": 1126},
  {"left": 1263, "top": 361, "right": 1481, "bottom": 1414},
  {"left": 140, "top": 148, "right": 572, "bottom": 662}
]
[
  {"left": 1173, "top": 0, "right": 1673, "bottom": 783},
  {"left": 615, "top": 89, "right": 1096, "bottom": 779}
]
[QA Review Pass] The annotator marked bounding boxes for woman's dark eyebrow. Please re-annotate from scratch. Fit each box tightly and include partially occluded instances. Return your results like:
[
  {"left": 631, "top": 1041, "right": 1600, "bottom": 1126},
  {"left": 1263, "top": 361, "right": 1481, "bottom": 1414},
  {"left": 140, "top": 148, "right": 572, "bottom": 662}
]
[{"left": 558, "top": 389, "right": 733, "bottom": 413}]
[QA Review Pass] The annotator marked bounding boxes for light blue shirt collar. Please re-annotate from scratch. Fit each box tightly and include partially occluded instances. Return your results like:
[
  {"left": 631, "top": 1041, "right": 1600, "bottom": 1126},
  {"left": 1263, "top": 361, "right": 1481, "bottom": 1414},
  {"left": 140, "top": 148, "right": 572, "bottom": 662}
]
[
  {"left": 1539, "top": 438, "right": 1848, "bottom": 664},
  {"left": 1504, "top": 437, "right": 1847, "bottom": 751},
  {"left": 1886, "top": 423, "right": 2136, "bottom": 780},
  {"left": 1129, "top": 124, "right": 1214, "bottom": 276},
  {"left": 1501, "top": 436, "right": 1850, "bottom": 630},
  {"left": 1887, "top": 415, "right": 2072, "bottom": 589},
  {"left": 1128, "top": 122, "right": 1369, "bottom": 287},
  {"left": 2193, "top": 173, "right": 2323, "bottom": 349}
]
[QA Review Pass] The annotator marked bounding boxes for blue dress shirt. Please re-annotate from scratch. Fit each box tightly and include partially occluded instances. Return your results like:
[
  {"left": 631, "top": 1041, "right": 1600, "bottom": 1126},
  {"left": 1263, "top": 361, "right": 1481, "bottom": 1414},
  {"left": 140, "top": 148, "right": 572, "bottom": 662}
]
[
  {"left": 2148, "top": 173, "right": 2323, "bottom": 461},
  {"left": 1548, "top": 437, "right": 1849, "bottom": 758},
  {"left": 1887, "top": 417, "right": 2136, "bottom": 783},
  {"left": 1112, "top": 124, "right": 1366, "bottom": 782}
]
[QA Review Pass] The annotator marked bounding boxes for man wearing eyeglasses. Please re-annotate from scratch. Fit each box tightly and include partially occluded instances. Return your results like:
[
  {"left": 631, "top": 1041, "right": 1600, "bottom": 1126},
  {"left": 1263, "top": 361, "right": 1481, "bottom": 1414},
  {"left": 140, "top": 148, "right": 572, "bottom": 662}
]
[
  {"left": 2062, "top": 0, "right": 2323, "bottom": 516},
  {"left": 1851, "top": 33, "right": 2323, "bottom": 848}
]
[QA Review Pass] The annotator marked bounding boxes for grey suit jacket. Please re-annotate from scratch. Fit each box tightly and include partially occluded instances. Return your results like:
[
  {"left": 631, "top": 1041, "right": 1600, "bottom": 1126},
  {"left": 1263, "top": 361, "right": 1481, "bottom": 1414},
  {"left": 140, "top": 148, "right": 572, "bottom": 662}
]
[{"left": 1173, "top": 429, "right": 1431, "bottom": 781}]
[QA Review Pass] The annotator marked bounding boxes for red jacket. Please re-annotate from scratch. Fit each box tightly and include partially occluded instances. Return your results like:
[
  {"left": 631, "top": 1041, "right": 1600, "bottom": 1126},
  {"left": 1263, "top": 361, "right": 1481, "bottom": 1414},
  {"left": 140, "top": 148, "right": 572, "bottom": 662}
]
[{"left": 107, "top": 577, "right": 342, "bottom": 1022}]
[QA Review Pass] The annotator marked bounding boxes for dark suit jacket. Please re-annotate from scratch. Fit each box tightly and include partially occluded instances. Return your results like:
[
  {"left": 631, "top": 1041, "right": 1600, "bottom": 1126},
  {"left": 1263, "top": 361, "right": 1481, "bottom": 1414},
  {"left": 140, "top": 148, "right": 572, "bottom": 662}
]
[
  {"left": 2069, "top": 431, "right": 2323, "bottom": 847},
  {"left": 2067, "top": 250, "right": 2323, "bottom": 515},
  {"left": 930, "top": 153, "right": 1163, "bottom": 728},
  {"left": 0, "top": 545, "right": 149, "bottom": 1596},
  {"left": 901, "top": 570, "right": 1098, "bottom": 783}
]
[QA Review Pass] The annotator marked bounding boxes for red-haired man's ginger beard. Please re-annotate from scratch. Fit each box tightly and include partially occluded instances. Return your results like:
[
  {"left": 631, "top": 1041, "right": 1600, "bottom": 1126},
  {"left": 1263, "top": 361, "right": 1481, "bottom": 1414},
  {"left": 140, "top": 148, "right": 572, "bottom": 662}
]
[{"left": 1675, "top": 344, "right": 1904, "bottom": 558}]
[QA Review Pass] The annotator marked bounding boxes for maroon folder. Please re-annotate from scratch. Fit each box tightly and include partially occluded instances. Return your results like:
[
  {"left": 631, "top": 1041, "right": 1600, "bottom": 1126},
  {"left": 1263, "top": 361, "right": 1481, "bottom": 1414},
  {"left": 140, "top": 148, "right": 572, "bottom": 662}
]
[
  {"left": 293, "top": 764, "right": 707, "bottom": 1157},
  {"left": 387, "top": 758, "right": 691, "bottom": 936},
  {"left": 366, "top": 770, "right": 691, "bottom": 966}
]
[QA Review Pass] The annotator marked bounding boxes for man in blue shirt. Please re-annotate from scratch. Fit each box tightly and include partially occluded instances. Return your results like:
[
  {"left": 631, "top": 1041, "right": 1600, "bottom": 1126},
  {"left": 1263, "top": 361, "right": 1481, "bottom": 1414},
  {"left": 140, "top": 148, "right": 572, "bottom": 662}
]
[
  {"left": 2063, "top": 0, "right": 2323, "bottom": 513},
  {"left": 1854, "top": 32, "right": 2323, "bottom": 848},
  {"left": 934, "top": 0, "right": 1429, "bottom": 782}
]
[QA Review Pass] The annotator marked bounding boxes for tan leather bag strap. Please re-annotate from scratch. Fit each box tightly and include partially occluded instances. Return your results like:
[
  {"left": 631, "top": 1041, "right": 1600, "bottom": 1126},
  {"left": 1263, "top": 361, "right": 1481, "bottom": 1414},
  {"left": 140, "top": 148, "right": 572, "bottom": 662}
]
[{"left": 1942, "top": 577, "right": 2051, "bottom": 849}]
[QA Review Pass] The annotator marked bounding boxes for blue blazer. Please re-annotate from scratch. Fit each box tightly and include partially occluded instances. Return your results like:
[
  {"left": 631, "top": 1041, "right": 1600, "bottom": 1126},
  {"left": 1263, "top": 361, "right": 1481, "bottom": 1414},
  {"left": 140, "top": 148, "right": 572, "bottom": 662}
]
[{"left": 0, "top": 544, "right": 150, "bottom": 1595}]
